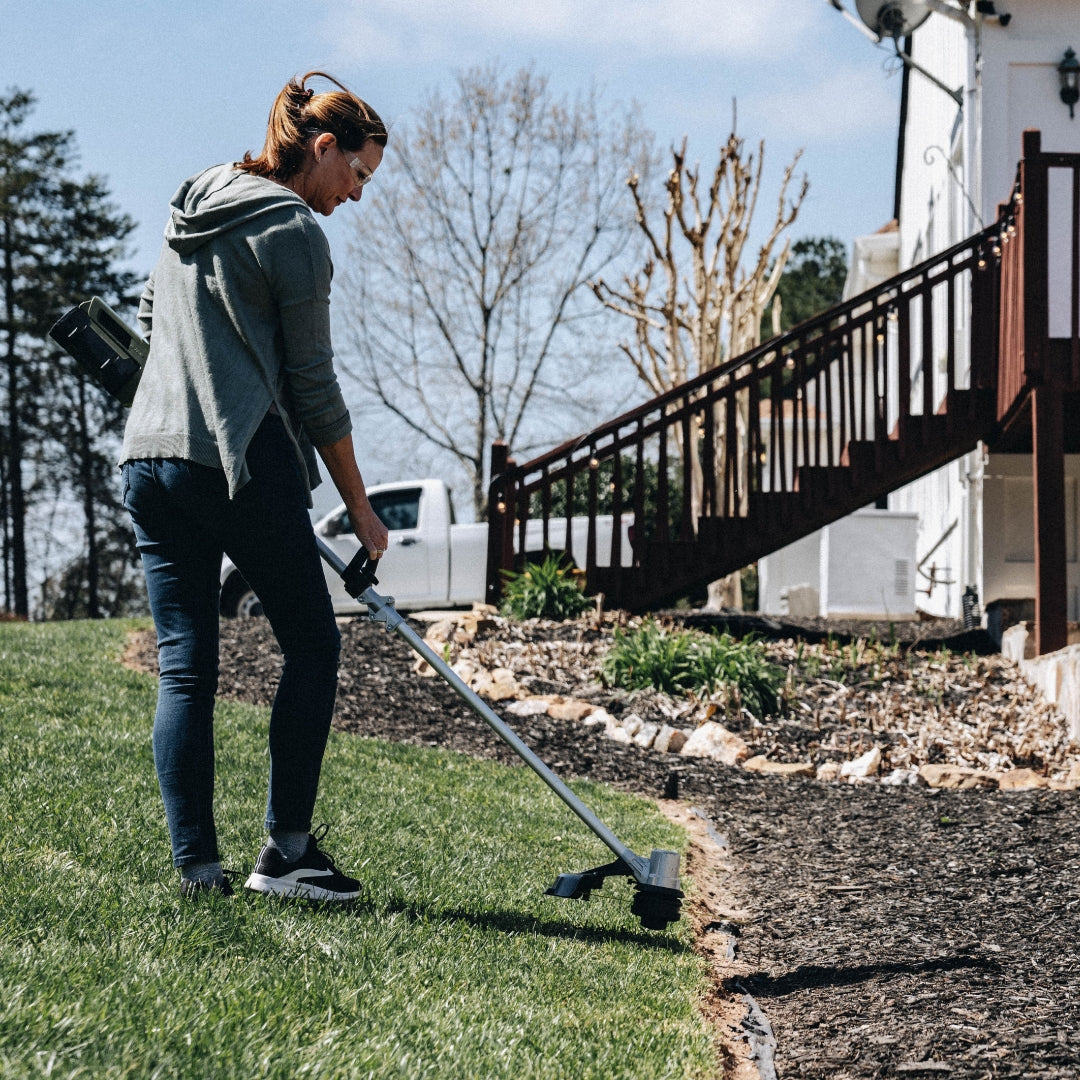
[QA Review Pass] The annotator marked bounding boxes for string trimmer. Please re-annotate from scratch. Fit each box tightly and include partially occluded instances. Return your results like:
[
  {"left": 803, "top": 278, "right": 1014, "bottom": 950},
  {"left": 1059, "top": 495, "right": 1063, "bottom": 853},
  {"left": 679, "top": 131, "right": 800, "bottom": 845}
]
[
  {"left": 48, "top": 297, "right": 684, "bottom": 931},
  {"left": 321, "top": 542, "right": 684, "bottom": 932}
]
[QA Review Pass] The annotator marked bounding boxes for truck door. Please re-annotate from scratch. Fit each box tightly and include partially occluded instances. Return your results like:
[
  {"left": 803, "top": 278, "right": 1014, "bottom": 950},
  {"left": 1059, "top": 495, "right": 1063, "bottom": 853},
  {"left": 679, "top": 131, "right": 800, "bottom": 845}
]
[{"left": 318, "top": 487, "right": 434, "bottom": 608}]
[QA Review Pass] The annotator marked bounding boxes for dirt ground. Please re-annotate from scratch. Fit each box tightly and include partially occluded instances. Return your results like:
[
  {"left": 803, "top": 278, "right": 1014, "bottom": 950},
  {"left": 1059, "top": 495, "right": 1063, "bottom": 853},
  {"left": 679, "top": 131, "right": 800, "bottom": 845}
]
[{"left": 125, "top": 613, "right": 1080, "bottom": 1079}]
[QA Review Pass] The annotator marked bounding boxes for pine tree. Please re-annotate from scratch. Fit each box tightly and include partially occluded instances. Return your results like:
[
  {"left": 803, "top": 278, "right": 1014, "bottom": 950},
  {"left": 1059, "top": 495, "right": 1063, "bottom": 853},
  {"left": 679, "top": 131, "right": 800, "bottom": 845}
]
[{"left": 0, "top": 89, "right": 138, "bottom": 618}]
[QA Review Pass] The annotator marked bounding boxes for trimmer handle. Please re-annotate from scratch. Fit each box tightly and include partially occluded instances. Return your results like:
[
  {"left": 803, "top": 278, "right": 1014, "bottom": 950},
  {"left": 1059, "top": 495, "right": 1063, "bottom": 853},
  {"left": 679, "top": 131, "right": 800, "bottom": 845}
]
[{"left": 341, "top": 551, "right": 380, "bottom": 599}]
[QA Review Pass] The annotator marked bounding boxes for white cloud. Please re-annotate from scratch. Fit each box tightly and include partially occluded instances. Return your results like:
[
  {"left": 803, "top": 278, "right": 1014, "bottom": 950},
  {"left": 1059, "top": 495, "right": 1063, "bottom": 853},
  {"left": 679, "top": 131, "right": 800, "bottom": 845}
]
[{"left": 318, "top": 0, "right": 821, "bottom": 64}]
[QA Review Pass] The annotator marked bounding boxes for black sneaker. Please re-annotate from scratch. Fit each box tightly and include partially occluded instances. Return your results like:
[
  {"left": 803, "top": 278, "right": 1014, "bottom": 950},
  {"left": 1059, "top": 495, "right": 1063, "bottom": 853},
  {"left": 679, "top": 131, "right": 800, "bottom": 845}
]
[
  {"left": 179, "top": 871, "right": 237, "bottom": 899},
  {"left": 244, "top": 824, "right": 361, "bottom": 902}
]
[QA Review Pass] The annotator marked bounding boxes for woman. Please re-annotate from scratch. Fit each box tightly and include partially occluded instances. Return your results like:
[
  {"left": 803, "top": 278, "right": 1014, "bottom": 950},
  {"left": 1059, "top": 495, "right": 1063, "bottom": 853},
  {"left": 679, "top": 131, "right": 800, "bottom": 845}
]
[{"left": 121, "top": 72, "right": 389, "bottom": 901}]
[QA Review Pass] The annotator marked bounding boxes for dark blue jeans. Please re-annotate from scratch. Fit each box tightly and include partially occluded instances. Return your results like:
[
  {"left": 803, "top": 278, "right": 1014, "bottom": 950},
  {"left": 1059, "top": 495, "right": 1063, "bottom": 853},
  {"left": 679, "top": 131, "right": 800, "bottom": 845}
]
[{"left": 122, "top": 415, "right": 341, "bottom": 867}]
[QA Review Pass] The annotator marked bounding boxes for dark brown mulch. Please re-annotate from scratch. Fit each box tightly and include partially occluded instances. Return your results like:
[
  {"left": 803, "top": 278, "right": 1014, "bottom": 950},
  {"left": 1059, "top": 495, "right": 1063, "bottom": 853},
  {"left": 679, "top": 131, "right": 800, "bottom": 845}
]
[{"left": 127, "top": 616, "right": 1080, "bottom": 1079}]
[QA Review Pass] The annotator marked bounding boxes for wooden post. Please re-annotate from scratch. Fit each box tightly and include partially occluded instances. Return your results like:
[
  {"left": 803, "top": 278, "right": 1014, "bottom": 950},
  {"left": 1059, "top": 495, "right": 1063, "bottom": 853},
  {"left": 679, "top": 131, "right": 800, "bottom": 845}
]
[
  {"left": 484, "top": 441, "right": 514, "bottom": 607},
  {"left": 1019, "top": 130, "right": 1067, "bottom": 656},
  {"left": 1022, "top": 130, "right": 1048, "bottom": 381},
  {"left": 1032, "top": 388, "right": 1068, "bottom": 655}
]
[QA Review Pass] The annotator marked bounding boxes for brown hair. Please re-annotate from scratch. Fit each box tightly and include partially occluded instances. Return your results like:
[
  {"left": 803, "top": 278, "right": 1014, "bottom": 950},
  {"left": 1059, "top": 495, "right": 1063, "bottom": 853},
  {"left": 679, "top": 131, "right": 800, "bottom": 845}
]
[{"left": 237, "top": 70, "right": 387, "bottom": 181}]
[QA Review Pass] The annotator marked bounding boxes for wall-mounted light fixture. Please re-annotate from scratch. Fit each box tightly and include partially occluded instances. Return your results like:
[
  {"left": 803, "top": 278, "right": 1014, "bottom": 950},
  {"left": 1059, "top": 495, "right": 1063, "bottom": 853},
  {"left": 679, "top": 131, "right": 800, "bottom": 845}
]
[{"left": 1060, "top": 47, "right": 1080, "bottom": 119}]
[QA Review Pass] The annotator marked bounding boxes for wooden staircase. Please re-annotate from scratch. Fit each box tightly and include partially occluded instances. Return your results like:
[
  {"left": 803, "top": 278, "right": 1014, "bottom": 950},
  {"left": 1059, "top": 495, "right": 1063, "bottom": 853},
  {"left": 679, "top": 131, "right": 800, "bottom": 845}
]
[{"left": 485, "top": 133, "right": 1080, "bottom": 623}]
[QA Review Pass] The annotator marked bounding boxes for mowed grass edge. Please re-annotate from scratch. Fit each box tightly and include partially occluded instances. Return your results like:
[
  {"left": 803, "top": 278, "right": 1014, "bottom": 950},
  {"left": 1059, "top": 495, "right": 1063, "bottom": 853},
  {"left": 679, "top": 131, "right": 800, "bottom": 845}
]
[{"left": 0, "top": 620, "right": 718, "bottom": 1079}]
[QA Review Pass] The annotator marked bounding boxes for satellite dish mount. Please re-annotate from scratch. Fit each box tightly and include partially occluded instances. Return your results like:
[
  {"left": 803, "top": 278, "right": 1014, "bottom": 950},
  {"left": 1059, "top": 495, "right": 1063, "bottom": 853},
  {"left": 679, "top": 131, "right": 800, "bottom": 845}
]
[{"left": 834, "top": 0, "right": 966, "bottom": 108}]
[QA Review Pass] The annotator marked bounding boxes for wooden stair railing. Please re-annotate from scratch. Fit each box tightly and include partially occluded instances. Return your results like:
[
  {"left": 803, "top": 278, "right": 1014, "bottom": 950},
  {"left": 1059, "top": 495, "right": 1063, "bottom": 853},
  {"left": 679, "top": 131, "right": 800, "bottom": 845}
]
[
  {"left": 484, "top": 222, "right": 1004, "bottom": 611},
  {"left": 495, "top": 125, "right": 1080, "bottom": 608}
]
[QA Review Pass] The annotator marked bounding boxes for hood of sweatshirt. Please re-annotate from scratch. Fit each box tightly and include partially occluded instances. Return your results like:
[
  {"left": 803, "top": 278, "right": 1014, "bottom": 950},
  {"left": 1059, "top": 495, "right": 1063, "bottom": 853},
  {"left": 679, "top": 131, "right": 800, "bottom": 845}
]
[{"left": 164, "top": 164, "right": 310, "bottom": 256}]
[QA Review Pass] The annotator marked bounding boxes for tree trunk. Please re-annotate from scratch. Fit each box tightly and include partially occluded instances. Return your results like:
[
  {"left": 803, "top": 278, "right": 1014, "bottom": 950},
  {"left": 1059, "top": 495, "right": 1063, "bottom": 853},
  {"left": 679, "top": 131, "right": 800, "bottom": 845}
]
[
  {"left": 76, "top": 376, "right": 101, "bottom": 618},
  {"left": 2, "top": 225, "right": 27, "bottom": 617}
]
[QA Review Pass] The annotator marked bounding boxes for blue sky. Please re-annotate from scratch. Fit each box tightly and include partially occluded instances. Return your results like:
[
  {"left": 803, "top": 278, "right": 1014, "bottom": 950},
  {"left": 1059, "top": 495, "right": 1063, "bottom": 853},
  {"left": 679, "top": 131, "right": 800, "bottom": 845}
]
[
  {"left": 2, "top": 0, "right": 904, "bottom": 273},
  {"left": 2, "top": 0, "right": 905, "bottom": 504}
]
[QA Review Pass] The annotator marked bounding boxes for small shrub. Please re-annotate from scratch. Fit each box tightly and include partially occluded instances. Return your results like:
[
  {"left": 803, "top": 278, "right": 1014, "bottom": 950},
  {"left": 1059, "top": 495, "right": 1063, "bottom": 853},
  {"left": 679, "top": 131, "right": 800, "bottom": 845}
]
[
  {"left": 602, "top": 620, "right": 784, "bottom": 718},
  {"left": 500, "top": 555, "right": 592, "bottom": 620}
]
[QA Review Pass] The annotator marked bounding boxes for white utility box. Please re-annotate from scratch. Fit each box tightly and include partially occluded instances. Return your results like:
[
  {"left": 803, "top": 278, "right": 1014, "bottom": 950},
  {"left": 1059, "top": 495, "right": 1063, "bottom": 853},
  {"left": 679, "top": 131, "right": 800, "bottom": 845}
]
[{"left": 758, "top": 509, "right": 919, "bottom": 620}]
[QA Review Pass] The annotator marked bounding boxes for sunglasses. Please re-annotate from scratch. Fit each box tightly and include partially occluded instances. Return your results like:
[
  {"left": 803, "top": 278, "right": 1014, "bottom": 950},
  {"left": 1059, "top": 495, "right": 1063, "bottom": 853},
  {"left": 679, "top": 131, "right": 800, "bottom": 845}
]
[{"left": 344, "top": 150, "right": 374, "bottom": 188}]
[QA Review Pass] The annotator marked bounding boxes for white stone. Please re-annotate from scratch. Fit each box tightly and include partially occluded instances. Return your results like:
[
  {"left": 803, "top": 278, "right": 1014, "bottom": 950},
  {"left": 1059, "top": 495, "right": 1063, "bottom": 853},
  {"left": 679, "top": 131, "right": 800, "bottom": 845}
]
[
  {"left": 840, "top": 746, "right": 882, "bottom": 780},
  {"left": 506, "top": 697, "right": 552, "bottom": 717},
  {"left": 582, "top": 707, "right": 616, "bottom": 727},
  {"left": 633, "top": 722, "right": 661, "bottom": 749},
  {"left": 1000, "top": 622, "right": 1032, "bottom": 662},
  {"left": 485, "top": 667, "right": 521, "bottom": 701},
  {"left": 621, "top": 713, "right": 643, "bottom": 738},
  {"left": 680, "top": 721, "right": 749, "bottom": 765},
  {"left": 604, "top": 723, "right": 634, "bottom": 745},
  {"left": 451, "top": 659, "right": 478, "bottom": 684},
  {"left": 1017, "top": 642, "right": 1080, "bottom": 741},
  {"left": 743, "top": 755, "right": 814, "bottom": 777},
  {"left": 816, "top": 761, "right": 842, "bottom": 782},
  {"left": 880, "top": 768, "right": 921, "bottom": 786},
  {"left": 653, "top": 725, "right": 688, "bottom": 755}
]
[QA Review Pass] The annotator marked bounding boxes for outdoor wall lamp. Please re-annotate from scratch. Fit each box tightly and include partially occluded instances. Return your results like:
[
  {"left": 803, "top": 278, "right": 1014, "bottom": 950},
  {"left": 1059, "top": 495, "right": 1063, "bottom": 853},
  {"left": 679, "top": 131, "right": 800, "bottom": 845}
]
[{"left": 1059, "top": 47, "right": 1080, "bottom": 119}]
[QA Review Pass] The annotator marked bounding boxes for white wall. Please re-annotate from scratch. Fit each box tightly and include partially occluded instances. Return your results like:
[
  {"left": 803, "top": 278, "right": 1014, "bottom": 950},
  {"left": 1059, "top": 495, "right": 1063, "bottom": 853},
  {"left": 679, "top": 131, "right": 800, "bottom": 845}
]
[
  {"left": 982, "top": 454, "right": 1080, "bottom": 620},
  {"left": 981, "top": 0, "right": 1080, "bottom": 225},
  {"left": 758, "top": 531, "right": 821, "bottom": 616},
  {"left": 888, "top": 1, "right": 1080, "bottom": 620}
]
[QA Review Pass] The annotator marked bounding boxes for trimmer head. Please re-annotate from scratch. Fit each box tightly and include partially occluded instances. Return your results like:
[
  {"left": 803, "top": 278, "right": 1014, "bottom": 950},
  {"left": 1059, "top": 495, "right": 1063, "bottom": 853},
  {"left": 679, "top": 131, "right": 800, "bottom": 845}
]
[
  {"left": 322, "top": 546, "right": 687, "bottom": 933},
  {"left": 546, "top": 849, "right": 684, "bottom": 931}
]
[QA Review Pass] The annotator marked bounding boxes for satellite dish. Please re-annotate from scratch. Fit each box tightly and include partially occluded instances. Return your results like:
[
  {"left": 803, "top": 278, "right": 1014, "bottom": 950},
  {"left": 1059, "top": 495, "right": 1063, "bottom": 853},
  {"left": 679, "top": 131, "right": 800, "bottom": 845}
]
[{"left": 854, "top": 0, "right": 933, "bottom": 39}]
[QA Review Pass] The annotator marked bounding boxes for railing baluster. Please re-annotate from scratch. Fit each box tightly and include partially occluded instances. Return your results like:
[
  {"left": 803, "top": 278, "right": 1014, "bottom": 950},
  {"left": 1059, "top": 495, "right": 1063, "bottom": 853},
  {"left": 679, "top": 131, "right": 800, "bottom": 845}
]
[
  {"left": 946, "top": 270, "right": 957, "bottom": 433},
  {"left": 586, "top": 445, "right": 598, "bottom": 577},
  {"left": 725, "top": 385, "right": 738, "bottom": 516},
  {"left": 633, "top": 421, "right": 646, "bottom": 566},
  {"left": 898, "top": 297, "right": 912, "bottom": 458},
  {"left": 921, "top": 289, "right": 934, "bottom": 434},
  {"left": 610, "top": 443, "right": 624, "bottom": 577},
  {"left": 748, "top": 372, "right": 762, "bottom": 498},
  {"left": 702, "top": 396, "right": 716, "bottom": 517},
  {"left": 564, "top": 457, "right": 575, "bottom": 566},
  {"left": 681, "top": 407, "right": 694, "bottom": 537},
  {"left": 657, "top": 414, "right": 670, "bottom": 545},
  {"left": 776, "top": 352, "right": 789, "bottom": 495},
  {"left": 541, "top": 465, "right": 551, "bottom": 552}
]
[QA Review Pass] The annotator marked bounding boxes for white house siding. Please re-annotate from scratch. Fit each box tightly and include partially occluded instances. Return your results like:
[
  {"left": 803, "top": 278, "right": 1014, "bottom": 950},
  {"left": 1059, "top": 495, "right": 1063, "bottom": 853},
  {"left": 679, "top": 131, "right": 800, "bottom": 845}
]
[{"left": 873, "top": 1, "right": 1080, "bottom": 620}]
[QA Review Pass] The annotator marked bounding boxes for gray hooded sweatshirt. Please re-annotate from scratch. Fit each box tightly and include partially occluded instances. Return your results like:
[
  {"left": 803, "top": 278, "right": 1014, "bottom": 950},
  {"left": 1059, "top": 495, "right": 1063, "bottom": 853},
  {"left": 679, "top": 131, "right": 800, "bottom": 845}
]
[{"left": 120, "top": 163, "right": 352, "bottom": 504}]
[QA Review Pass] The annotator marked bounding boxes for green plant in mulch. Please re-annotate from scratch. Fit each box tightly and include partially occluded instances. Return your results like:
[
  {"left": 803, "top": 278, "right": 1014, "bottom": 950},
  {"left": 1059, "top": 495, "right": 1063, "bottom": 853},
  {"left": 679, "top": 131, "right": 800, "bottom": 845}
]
[
  {"left": 602, "top": 619, "right": 785, "bottom": 718},
  {"left": 500, "top": 555, "right": 593, "bottom": 620}
]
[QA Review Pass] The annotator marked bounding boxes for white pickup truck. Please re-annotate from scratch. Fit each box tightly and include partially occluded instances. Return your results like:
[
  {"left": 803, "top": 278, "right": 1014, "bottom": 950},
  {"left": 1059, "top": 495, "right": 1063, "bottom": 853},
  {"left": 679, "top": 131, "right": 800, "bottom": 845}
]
[{"left": 219, "top": 477, "right": 633, "bottom": 616}]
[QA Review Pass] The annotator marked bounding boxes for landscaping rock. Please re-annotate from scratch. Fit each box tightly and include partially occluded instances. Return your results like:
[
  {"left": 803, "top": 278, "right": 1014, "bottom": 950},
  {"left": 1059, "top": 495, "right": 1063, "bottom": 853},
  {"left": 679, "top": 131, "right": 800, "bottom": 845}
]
[
  {"left": 632, "top": 721, "right": 661, "bottom": 749},
  {"left": 547, "top": 697, "right": 597, "bottom": 722},
  {"left": 653, "top": 725, "right": 688, "bottom": 755},
  {"left": 681, "top": 721, "right": 749, "bottom": 765},
  {"left": 996, "top": 767, "right": 1047, "bottom": 791},
  {"left": 506, "top": 697, "right": 551, "bottom": 717},
  {"left": 841, "top": 746, "right": 882, "bottom": 781},
  {"left": 918, "top": 763, "right": 998, "bottom": 789},
  {"left": 743, "top": 755, "right": 814, "bottom": 777}
]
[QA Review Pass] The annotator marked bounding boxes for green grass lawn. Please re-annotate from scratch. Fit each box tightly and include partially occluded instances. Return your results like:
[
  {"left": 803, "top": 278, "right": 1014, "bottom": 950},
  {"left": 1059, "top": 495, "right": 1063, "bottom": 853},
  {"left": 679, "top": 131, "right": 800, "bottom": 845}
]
[{"left": 0, "top": 620, "right": 717, "bottom": 1079}]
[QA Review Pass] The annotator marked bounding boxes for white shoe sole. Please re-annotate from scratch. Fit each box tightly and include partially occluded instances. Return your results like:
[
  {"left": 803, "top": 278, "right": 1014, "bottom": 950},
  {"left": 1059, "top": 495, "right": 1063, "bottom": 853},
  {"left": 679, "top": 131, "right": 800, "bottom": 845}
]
[{"left": 244, "top": 872, "right": 360, "bottom": 902}]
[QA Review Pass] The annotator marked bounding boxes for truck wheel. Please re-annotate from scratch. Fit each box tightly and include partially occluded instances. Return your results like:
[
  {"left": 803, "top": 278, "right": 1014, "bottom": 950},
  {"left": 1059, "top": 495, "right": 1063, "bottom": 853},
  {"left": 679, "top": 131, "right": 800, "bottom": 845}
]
[{"left": 221, "top": 573, "right": 264, "bottom": 618}]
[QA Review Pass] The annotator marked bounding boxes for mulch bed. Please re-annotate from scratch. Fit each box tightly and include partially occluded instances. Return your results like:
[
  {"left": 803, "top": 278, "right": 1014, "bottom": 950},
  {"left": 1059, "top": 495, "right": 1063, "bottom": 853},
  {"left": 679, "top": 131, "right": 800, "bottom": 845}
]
[{"left": 125, "top": 613, "right": 1080, "bottom": 1079}]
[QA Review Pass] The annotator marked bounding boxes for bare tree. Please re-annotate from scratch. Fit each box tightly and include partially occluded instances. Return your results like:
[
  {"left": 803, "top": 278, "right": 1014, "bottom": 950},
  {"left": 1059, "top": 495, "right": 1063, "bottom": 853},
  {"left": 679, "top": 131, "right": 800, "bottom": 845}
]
[
  {"left": 592, "top": 128, "right": 807, "bottom": 608},
  {"left": 338, "top": 65, "right": 653, "bottom": 518}
]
